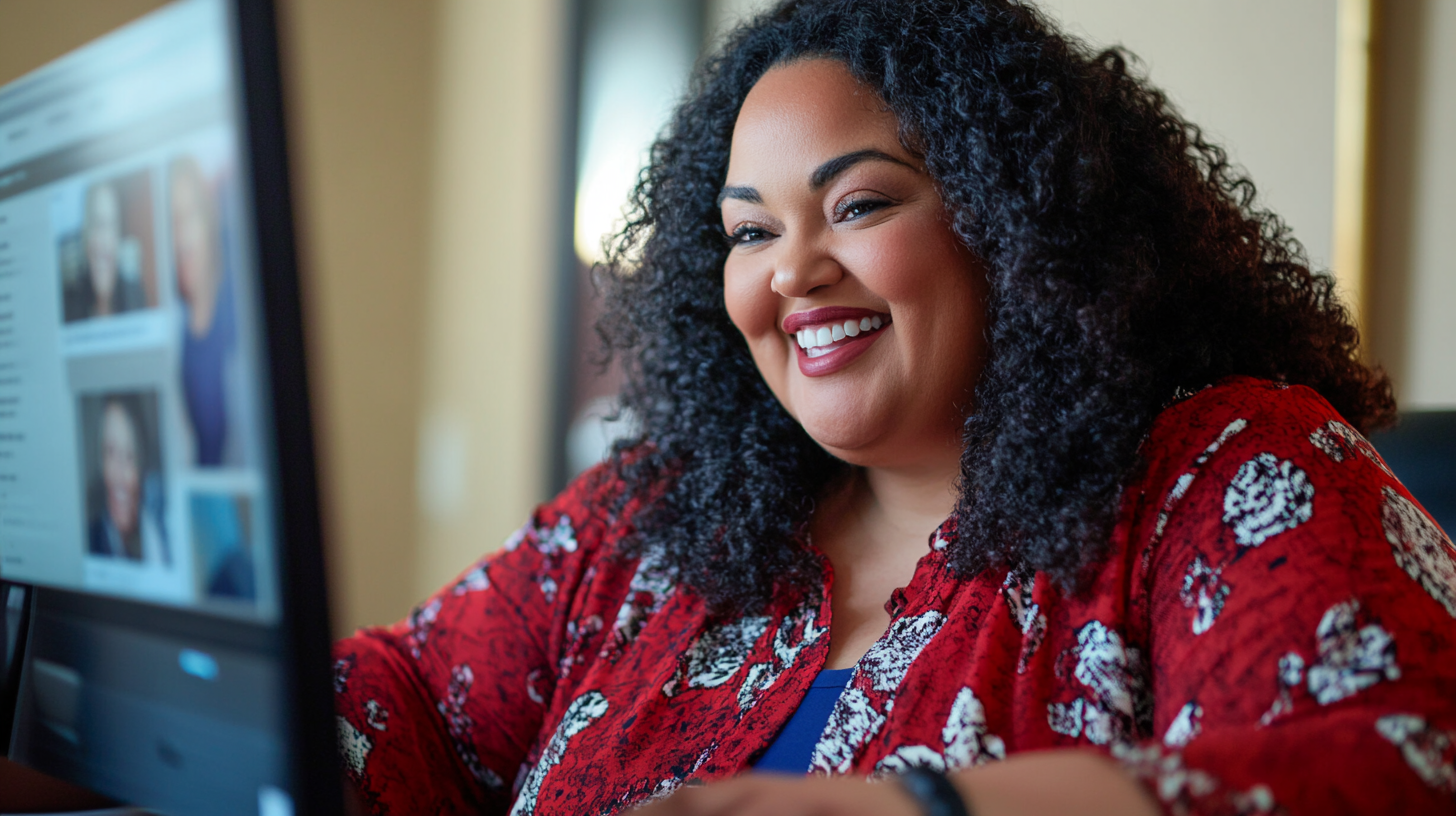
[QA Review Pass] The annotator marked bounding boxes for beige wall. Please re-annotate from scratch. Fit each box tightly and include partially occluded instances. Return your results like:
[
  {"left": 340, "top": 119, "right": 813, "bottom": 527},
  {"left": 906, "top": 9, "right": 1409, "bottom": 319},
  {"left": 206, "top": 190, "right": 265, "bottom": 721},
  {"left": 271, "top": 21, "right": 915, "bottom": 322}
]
[
  {"left": 0, "top": 1, "right": 171, "bottom": 81},
  {"left": 1045, "top": 0, "right": 1456, "bottom": 409},
  {"left": 284, "top": 0, "right": 568, "bottom": 628},
  {"left": 1369, "top": 0, "right": 1456, "bottom": 409},
  {"left": 278, "top": 0, "right": 437, "bottom": 634},
  {"left": 411, "top": 0, "right": 564, "bottom": 603},
  {"left": 284, "top": 0, "right": 568, "bottom": 629},
  {"left": 1039, "top": 0, "right": 1338, "bottom": 273}
]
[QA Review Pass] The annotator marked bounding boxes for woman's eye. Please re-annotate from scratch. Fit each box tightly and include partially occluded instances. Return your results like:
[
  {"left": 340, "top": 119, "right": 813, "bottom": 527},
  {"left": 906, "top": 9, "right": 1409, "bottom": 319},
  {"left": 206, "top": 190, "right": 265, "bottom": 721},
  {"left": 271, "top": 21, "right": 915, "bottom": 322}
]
[
  {"left": 727, "top": 224, "right": 773, "bottom": 246},
  {"left": 835, "top": 197, "right": 890, "bottom": 221}
]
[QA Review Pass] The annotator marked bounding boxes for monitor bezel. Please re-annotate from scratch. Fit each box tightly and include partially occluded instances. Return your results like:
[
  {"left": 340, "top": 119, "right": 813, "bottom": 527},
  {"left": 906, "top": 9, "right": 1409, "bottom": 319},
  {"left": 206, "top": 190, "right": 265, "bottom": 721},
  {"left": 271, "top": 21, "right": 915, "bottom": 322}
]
[{"left": 231, "top": 0, "right": 343, "bottom": 813}]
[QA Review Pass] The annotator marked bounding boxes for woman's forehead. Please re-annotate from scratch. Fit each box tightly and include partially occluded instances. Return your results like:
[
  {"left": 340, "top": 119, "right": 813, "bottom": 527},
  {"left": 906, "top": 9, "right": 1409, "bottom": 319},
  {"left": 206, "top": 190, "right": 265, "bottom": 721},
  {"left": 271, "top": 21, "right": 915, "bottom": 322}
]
[
  {"left": 102, "top": 405, "right": 137, "bottom": 442},
  {"left": 726, "top": 59, "right": 906, "bottom": 184}
]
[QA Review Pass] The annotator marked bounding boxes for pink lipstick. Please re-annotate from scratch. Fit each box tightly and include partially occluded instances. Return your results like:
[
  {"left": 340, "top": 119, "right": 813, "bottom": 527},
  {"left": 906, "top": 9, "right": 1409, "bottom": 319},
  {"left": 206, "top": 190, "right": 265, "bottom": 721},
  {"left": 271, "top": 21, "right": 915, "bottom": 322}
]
[{"left": 783, "top": 307, "right": 892, "bottom": 377}]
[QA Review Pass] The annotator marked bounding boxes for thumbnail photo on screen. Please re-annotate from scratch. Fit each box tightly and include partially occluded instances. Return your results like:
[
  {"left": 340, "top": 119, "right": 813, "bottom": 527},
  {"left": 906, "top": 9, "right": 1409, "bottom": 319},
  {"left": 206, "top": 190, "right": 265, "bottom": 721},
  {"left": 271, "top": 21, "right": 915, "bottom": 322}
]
[
  {"left": 190, "top": 493, "right": 256, "bottom": 604},
  {"left": 55, "top": 169, "right": 160, "bottom": 323},
  {"left": 76, "top": 391, "right": 169, "bottom": 565},
  {"left": 169, "top": 152, "right": 244, "bottom": 468}
]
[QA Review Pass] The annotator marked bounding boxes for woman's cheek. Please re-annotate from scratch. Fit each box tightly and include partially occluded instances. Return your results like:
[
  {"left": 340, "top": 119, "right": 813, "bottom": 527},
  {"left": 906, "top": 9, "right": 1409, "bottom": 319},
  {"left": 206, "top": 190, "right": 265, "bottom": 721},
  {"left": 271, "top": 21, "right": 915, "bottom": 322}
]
[
  {"left": 844, "top": 218, "right": 943, "bottom": 300},
  {"left": 723, "top": 256, "right": 780, "bottom": 344},
  {"left": 723, "top": 257, "right": 798, "bottom": 421}
]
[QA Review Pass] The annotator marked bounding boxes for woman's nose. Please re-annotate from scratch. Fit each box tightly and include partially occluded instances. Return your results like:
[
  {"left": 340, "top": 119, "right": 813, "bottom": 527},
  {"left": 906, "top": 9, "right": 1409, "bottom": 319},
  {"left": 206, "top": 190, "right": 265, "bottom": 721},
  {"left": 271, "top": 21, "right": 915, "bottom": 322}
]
[{"left": 769, "top": 239, "right": 842, "bottom": 297}]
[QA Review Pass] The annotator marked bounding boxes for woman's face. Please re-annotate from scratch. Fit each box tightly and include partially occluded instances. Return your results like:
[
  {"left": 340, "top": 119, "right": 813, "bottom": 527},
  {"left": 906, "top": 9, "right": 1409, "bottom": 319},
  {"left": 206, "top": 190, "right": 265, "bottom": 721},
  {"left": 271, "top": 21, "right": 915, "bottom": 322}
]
[
  {"left": 170, "top": 168, "right": 212, "bottom": 305},
  {"left": 721, "top": 59, "right": 989, "bottom": 469},
  {"left": 85, "top": 184, "right": 122, "bottom": 301},
  {"left": 100, "top": 402, "right": 141, "bottom": 536}
]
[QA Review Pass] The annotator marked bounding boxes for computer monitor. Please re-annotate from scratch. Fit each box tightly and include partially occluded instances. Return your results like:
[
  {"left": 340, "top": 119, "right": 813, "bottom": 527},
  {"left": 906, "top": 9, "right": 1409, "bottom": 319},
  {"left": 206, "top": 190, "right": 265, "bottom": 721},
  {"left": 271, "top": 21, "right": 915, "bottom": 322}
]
[{"left": 0, "top": 1, "right": 340, "bottom": 813}]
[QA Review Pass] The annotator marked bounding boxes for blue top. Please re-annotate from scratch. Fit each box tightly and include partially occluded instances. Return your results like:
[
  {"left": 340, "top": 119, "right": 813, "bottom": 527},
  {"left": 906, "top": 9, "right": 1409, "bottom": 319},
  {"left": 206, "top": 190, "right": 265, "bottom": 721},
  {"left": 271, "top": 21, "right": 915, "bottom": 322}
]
[
  {"left": 181, "top": 266, "right": 237, "bottom": 467},
  {"left": 752, "top": 667, "right": 854, "bottom": 773},
  {"left": 181, "top": 185, "right": 240, "bottom": 467}
]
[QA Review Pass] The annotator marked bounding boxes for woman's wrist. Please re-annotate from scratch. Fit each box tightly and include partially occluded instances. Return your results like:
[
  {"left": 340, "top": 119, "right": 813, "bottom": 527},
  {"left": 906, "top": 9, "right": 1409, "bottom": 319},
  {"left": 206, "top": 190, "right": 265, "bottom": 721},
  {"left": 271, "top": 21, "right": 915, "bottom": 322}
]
[{"left": 897, "top": 767, "right": 972, "bottom": 816}]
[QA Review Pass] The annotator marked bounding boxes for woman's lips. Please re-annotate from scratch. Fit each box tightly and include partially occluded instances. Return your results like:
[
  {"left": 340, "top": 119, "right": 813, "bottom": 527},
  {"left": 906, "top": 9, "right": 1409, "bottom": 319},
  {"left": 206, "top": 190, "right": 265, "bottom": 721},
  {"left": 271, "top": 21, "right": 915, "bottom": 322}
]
[
  {"left": 782, "top": 306, "right": 885, "bottom": 334},
  {"left": 782, "top": 307, "right": 892, "bottom": 377}
]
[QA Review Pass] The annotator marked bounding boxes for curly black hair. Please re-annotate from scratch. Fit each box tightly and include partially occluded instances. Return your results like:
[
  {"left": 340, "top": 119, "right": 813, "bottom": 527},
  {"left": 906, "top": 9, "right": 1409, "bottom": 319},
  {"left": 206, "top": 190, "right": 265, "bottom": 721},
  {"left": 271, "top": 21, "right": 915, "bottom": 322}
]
[{"left": 597, "top": 0, "right": 1394, "bottom": 615}]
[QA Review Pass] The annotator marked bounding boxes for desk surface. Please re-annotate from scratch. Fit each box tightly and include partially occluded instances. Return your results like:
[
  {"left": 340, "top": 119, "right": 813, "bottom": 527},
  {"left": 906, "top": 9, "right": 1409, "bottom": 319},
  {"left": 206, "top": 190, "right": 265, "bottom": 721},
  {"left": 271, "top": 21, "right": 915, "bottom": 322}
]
[{"left": 0, "top": 756, "right": 118, "bottom": 814}]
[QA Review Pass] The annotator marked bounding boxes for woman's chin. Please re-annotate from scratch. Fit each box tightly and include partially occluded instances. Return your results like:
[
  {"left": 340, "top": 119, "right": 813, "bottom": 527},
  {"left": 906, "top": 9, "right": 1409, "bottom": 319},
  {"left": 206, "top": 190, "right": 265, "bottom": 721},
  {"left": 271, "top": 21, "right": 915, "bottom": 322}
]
[
  {"left": 798, "top": 417, "right": 888, "bottom": 465},
  {"left": 798, "top": 408, "right": 965, "bottom": 471}
]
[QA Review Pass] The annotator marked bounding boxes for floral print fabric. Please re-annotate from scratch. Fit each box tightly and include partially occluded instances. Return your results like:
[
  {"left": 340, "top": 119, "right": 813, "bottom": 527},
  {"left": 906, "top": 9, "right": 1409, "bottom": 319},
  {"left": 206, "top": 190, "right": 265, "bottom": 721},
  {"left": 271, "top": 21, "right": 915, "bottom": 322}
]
[{"left": 334, "top": 378, "right": 1456, "bottom": 815}]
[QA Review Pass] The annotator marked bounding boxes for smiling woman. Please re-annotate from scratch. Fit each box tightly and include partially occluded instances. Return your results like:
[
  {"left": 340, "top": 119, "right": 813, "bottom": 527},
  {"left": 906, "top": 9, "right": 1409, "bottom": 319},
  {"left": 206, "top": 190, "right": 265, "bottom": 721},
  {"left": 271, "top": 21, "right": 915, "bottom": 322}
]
[
  {"left": 332, "top": 1, "right": 1456, "bottom": 814},
  {"left": 723, "top": 61, "right": 986, "bottom": 462}
]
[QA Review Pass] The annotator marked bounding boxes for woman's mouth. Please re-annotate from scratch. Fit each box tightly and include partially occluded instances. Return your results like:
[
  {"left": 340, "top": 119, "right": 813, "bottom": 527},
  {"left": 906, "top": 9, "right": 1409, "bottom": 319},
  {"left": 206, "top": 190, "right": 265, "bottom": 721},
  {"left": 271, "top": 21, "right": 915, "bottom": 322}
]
[
  {"left": 782, "top": 308, "right": 892, "bottom": 377},
  {"left": 795, "top": 314, "right": 887, "bottom": 357}
]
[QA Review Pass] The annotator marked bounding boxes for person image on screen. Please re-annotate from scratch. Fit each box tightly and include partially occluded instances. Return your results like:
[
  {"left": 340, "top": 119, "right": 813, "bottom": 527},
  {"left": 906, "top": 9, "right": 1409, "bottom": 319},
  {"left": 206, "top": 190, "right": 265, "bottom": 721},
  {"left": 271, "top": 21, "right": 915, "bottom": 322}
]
[
  {"left": 76, "top": 181, "right": 147, "bottom": 320},
  {"left": 171, "top": 156, "right": 238, "bottom": 467},
  {"left": 88, "top": 398, "right": 165, "bottom": 564},
  {"left": 333, "top": 2, "right": 1456, "bottom": 814},
  {"left": 192, "top": 494, "right": 257, "bottom": 602}
]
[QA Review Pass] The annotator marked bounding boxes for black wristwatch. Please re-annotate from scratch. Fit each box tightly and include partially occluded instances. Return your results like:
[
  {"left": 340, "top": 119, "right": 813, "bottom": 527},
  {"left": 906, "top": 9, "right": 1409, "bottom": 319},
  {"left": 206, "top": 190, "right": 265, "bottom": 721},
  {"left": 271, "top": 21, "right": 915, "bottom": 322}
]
[{"left": 897, "top": 767, "right": 971, "bottom": 816}]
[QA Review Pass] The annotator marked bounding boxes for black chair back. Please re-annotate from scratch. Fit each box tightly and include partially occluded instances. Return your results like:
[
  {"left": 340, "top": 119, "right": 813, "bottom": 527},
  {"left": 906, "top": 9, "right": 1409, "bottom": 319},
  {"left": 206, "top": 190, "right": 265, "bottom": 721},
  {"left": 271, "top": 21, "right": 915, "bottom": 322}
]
[{"left": 1371, "top": 411, "right": 1456, "bottom": 535}]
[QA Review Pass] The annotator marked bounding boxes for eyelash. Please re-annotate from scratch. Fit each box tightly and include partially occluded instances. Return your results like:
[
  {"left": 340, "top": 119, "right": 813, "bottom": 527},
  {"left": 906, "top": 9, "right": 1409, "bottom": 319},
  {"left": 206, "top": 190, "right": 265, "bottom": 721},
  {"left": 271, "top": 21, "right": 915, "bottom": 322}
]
[
  {"left": 727, "top": 224, "right": 773, "bottom": 246},
  {"left": 834, "top": 196, "right": 890, "bottom": 221},
  {"left": 724, "top": 197, "right": 892, "bottom": 246}
]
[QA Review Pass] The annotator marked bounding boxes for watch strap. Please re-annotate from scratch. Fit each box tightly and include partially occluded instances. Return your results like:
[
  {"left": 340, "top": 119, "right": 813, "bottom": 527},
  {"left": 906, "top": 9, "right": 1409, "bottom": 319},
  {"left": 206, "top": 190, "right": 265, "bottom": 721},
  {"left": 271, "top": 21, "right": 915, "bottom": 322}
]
[{"left": 897, "top": 767, "right": 971, "bottom": 816}]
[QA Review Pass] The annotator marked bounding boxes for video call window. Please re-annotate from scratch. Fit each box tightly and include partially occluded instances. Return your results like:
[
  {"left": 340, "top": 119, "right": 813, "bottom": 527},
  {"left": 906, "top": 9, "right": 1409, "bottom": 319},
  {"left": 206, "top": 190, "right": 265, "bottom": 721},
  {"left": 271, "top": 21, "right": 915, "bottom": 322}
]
[{"left": 55, "top": 169, "right": 161, "bottom": 323}]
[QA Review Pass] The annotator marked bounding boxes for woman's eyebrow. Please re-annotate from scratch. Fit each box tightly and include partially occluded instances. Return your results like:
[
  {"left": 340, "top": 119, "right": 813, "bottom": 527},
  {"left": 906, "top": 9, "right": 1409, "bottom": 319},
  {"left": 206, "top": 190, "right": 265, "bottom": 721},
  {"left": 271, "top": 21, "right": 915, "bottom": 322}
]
[
  {"left": 717, "top": 149, "right": 915, "bottom": 207},
  {"left": 810, "top": 149, "right": 914, "bottom": 189},
  {"left": 717, "top": 185, "right": 763, "bottom": 207}
]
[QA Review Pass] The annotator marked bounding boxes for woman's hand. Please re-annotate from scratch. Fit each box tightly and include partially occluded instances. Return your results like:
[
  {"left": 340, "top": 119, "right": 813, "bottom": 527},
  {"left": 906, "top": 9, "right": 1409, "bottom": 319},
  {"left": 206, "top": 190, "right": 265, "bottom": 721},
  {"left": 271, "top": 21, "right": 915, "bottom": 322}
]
[
  {"left": 630, "top": 751, "right": 1161, "bottom": 816},
  {"left": 632, "top": 773, "right": 923, "bottom": 816}
]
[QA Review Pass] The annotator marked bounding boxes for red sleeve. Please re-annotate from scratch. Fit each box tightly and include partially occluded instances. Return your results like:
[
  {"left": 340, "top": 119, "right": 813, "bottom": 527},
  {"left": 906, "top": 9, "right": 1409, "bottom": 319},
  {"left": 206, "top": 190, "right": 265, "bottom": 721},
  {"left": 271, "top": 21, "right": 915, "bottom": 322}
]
[
  {"left": 332, "top": 466, "right": 619, "bottom": 815},
  {"left": 1115, "top": 383, "right": 1456, "bottom": 815}
]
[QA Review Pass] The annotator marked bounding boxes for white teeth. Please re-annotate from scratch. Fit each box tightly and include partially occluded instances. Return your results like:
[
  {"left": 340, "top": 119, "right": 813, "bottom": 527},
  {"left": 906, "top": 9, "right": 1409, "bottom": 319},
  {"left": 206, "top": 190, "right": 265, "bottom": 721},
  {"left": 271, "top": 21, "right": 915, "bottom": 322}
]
[{"left": 793, "top": 315, "right": 887, "bottom": 349}]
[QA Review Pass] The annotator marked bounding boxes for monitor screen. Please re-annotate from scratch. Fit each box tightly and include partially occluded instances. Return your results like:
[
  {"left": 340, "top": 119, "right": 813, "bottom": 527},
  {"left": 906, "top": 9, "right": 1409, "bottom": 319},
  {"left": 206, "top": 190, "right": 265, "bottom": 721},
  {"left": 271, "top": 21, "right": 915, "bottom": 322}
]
[
  {"left": 0, "top": 0, "right": 276, "bottom": 620},
  {"left": 0, "top": 2, "right": 338, "bottom": 813}
]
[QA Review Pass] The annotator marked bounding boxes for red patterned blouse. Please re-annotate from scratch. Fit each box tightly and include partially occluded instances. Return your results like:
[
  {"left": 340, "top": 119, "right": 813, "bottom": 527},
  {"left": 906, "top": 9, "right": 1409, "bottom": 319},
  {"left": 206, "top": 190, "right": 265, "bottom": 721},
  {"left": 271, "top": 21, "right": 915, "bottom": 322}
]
[{"left": 334, "top": 378, "right": 1456, "bottom": 815}]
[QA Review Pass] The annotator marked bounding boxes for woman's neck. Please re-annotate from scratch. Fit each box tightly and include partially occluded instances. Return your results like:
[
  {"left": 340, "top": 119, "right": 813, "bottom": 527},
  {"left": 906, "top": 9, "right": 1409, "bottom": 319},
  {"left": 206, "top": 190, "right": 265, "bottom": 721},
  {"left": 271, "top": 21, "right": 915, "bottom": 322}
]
[
  {"left": 813, "top": 451, "right": 961, "bottom": 669},
  {"left": 857, "top": 454, "right": 960, "bottom": 544},
  {"left": 188, "top": 275, "right": 219, "bottom": 337},
  {"left": 817, "top": 450, "right": 960, "bottom": 563}
]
